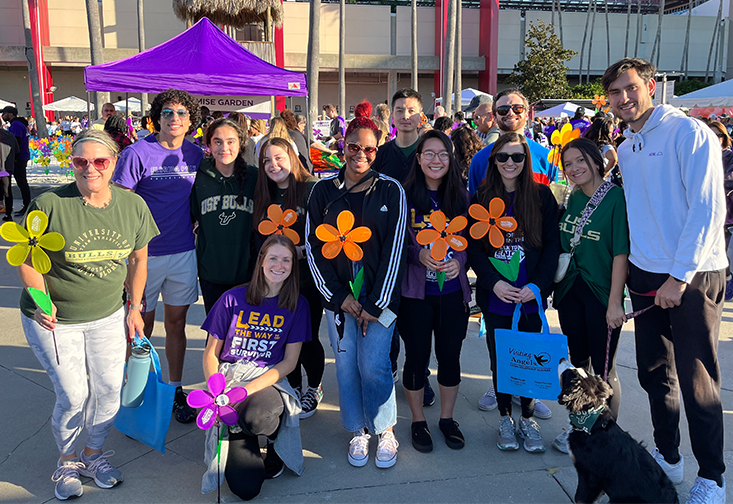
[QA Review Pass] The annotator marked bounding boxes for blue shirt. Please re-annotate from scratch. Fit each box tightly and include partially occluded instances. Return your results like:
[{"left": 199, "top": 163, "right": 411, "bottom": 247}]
[{"left": 468, "top": 136, "right": 557, "bottom": 196}]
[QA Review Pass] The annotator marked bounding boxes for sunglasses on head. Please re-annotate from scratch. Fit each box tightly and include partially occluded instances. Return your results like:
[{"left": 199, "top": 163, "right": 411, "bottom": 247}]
[
  {"left": 496, "top": 104, "right": 526, "bottom": 116},
  {"left": 70, "top": 156, "right": 114, "bottom": 171},
  {"left": 495, "top": 152, "right": 526, "bottom": 163},
  {"left": 160, "top": 108, "right": 190, "bottom": 119},
  {"left": 346, "top": 142, "right": 377, "bottom": 156}
]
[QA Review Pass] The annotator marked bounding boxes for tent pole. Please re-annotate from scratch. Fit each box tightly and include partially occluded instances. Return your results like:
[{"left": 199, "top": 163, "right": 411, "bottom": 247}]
[
  {"left": 87, "top": 92, "right": 91, "bottom": 129},
  {"left": 125, "top": 93, "right": 129, "bottom": 120}
]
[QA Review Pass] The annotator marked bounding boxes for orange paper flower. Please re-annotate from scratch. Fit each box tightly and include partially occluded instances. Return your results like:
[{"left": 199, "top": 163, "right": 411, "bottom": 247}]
[
  {"left": 469, "top": 198, "right": 518, "bottom": 248},
  {"left": 416, "top": 210, "right": 468, "bottom": 261},
  {"left": 592, "top": 94, "right": 607, "bottom": 111},
  {"left": 258, "top": 204, "right": 300, "bottom": 244},
  {"left": 315, "top": 210, "right": 372, "bottom": 261}
]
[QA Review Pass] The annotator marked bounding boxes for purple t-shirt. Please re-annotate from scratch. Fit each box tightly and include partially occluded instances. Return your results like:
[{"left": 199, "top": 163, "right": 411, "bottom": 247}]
[
  {"left": 201, "top": 286, "right": 311, "bottom": 367},
  {"left": 111, "top": 135, "right": 203, "bottom": 256},
  {"left": 9, "top": 120, "right": 29, "bottom": 161}
]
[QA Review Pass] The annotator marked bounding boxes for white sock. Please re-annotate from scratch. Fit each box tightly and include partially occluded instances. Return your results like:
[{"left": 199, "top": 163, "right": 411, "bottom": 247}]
[{"left": 169, "top": 381, "right": 182, "bottom": 388}]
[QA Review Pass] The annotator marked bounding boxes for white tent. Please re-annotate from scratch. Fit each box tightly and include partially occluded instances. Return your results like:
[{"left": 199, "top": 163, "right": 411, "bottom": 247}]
[
  {"left": 535, "top": 102, "right": 594, "bottom": 118},
  {"left": 43, "top": 96, "right": 94, "bottom": 112},
  {"left": 113, "top": 97, "right": 142, "bottom": 112},
  {"left": 668, "top": 80, "right": 733, "bottom": 108},
  {"left": 0, "top": 99, "right": 15, "bottom": 109},
  {"left": 436, "top": 88, "right": 492, "bottom": 108}
]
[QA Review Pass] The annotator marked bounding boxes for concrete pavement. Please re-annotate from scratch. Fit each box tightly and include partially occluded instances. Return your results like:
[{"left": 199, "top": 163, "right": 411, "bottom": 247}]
[{"left": 2, "top": 188, "right": 733, "bottom": 503}]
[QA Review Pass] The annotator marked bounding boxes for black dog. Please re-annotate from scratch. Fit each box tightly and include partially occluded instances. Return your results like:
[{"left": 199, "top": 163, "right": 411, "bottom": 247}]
[{"left": 557, "top": 360, "right": 679, "bottom": 504}]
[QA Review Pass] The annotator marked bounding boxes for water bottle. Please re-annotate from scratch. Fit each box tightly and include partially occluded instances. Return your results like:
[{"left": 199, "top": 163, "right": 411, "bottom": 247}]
[{"left": 121, "top": 337, "right": 151, "bottom": 408}]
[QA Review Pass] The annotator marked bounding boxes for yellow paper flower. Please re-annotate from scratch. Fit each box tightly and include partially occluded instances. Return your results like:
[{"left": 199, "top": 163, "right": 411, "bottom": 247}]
[
  {"left": 0, "top": 210, "right": 65, "bottom": 274},
  {"left": 547, "top": 122, "right": 581, "bottom": 170}
]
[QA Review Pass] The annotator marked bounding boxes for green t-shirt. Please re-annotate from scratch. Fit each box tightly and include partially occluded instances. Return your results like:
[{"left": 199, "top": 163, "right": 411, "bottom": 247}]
[
  {"left": 20, "top": 183, "right": 160, "bottom": 324},
  {"left": 554, "top": 185, "right": 629, "bottom": 307},
  {"left": 398, "top": 138, "right": 419, "bottom": 159}
]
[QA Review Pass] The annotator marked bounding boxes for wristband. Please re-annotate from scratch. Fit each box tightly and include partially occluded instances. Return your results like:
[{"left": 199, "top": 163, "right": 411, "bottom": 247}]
[{"left": 129, "top": 303, "right": 143, "bottom": 311}]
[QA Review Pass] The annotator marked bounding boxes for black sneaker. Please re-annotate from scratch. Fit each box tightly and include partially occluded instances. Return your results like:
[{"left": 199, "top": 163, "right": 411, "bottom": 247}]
[
  {"left": 173, "top": 387, "right": 196, "bottom": 423},
  {"left": 264, "top": 443, "right": 284, "bottom": 479},
  {"left": 2, "top": 215, "right": 12, "bottom": 222},
  {"left": 439, "top": 419, "right": 465, "bottom": 450},
  {"left": 423, "top": 379, "right": 436, "bottom": 407},
  {"left": 411, "top": 421, "right": 433, "bottom": 453}
]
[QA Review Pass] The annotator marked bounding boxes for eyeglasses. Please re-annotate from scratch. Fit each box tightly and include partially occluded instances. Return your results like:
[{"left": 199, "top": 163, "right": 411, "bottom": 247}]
[
  {"left": 495, "top": 152, "right": 526, "bottom": 163},
  {"left": 496, "top": 104, "right": 526, "bottom": 116},
  {"left": 346, "top": 142, "right": 378, "bottom": 156},
  {"left": 160, "top": 108, "right": 190, "bottom": 119},
  {"left": 421, "top": 150, "right": 451, "bottom": 161},
  {"left": 70, "top": 156, "right": 114, "bottom": 171}
]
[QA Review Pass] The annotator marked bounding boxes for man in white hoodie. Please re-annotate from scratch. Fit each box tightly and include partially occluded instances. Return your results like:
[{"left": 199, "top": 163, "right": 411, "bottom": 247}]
[{"left": 603, "top": 57, "right": 727, "bottom": 504}]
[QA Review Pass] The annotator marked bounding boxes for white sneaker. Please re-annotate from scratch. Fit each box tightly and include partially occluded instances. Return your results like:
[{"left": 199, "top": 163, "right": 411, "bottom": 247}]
[
  {"left": 650, "top": 447, "right": 684, "bottom": 484},
  {"left": 688, "top": 476, "right": 726, "bottom": 504},
  {"left": 52, "top": 459, "right": 85, "bottom": 501},
  {"left": 348, "top": 430, "right": 370, "bottom": 467},
  {"left": 478, "top": 387, "right": 498, "bottom": 411},
  {"left": 375, "top": 431, "right": 398, "bottom": 469}
]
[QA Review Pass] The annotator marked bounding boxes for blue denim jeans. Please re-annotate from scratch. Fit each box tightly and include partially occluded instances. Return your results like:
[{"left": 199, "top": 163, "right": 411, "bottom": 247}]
[{"left": 324, "top": 309, "right": 397, "bottom": 434}]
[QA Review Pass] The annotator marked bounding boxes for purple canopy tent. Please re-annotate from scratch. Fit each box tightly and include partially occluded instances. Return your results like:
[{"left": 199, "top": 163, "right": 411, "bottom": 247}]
[{"left": 84, "top": 17, "right": 307, "bottom": 108}]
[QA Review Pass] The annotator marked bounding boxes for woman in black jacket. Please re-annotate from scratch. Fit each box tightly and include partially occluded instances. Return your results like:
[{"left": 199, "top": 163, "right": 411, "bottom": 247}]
[
  {"left": 466, "top": 132, "right": 560, "bottom": 454},
  {"left": 306, "top": 116, "right": 406, "bottom": 470}
]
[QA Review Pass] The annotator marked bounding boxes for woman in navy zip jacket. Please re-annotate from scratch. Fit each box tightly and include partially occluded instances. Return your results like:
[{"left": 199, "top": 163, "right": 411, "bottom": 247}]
[{"left": 306, "top": 116, "right": 407, "bottom": 470}]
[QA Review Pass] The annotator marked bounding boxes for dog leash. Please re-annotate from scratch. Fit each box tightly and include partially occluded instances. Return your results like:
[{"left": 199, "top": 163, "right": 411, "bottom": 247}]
[{"left": 603, "top": 289, "right": 657, "bottom": 381}]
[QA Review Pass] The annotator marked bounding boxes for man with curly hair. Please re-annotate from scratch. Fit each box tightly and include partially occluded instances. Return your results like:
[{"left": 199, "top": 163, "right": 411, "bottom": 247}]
[{"left": 112, "top": 88, "right": 203, "bottom": 424}]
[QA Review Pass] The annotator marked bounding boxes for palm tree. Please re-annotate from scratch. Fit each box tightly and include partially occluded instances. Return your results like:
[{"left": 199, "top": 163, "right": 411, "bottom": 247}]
[
  {"left": 586, "top": 0, "right": 598, "bottom": 83},
  {"left": 578, "top": 2, "right": 593, "bottom": 84},
  {"left": 339, "top": 0, "right": 346, "bottom": 119},
  {"left": 307, "top": 0, "right": 321, "bottom": 141},
  {"left": 634, "top": 0, "right": 642, "bottom": 57},
  {"left": 604, "top": 0, "right": 611, "bottom": 66},
  {"left": 20, "top": 0, "right": 47, "bottom": 137},
  {"left": 454, "top": 0, "right": 462, "bottom": 113},
  {"left": 411, "top": 0, "right": 418, "bottom": 91},
  {"left": 680, "top": 0, "right": 692, "bottom": 78},
  {"left": 624, "top": 0, "right": 631, "bottom": 56},
  {"left": 137, "top": 0, "right": 148, "bottom": 114},
  {"left": 705, "top": 0, "right": 723, "bottom": 81},
  {"left": 173, "top": 0, "right": 284, "bottom": 27},
  {"left": 85, "top": 0, "right": 108, "bottom": 119},
  {"left": 557, "top": 0, "right": 564, "bottom": 46},
  {"left": 443, "top": 0, "right": 457, "bottom": 116},
  {"left": 649, "top": 0, "right": 666, "bottom": 67}
]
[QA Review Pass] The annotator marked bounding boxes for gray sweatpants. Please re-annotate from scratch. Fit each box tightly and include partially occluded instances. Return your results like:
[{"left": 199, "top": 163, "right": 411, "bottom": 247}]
[{"left": 22, "top": 308, "right": 126, "bottom": 456}]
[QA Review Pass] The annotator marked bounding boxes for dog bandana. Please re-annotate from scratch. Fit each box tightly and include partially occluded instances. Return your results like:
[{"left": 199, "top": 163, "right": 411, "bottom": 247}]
[{"left": 569, "top": 405, "right": 605, "bottom": 434}]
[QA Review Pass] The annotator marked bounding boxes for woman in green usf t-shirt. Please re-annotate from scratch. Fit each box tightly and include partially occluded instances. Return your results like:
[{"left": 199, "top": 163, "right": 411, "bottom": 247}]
[
  {"left": 17, "top": 129, "right": 159, "bottom": 500},
  {"left": 552, "top": 137, "right": 629, "bottom": 452}
]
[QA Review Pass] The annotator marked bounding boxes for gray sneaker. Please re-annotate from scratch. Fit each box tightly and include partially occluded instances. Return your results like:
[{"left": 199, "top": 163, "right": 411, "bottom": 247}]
[
  {"left": 79, "top": 450, "right": 123, "bottom": 489},
  {"left": 478, "top": 386, "right": 498, "bottom": 411},
  {"left": 517, "top": 417, "right": 546, "bottom": 453},
  {"left": 52, "top": 459, "right": 84, "bottom": 500},
  {"left": 497, "top": 416, "right": 519, "bottom": 450},
  {"left": 552, "top": 428, "right": 570, "bottom": 454},
  {"left": 511, "top": 395, "right": 552, "bottom": 419}
]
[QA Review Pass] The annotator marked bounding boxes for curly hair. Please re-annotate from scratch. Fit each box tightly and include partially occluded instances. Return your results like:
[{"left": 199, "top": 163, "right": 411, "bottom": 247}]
[
  {"left": 450, "top": 125, "right": 484, "bottom": 178},
  {"left": 279, "top": 109, "right": 299, "bottom": 130},
  {"left": 150, "top": 88, "right": 200, "bottom": 135}
]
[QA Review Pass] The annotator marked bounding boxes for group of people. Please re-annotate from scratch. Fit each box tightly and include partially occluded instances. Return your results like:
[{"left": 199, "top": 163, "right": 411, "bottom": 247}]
[{"left": 12, "top": 57, "right": 730, "bottom": 504}]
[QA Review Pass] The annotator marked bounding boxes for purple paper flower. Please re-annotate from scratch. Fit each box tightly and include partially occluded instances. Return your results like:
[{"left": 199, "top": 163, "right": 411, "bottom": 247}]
[{"left": 186, "top": 372, "right": 247, "bottom": 430}]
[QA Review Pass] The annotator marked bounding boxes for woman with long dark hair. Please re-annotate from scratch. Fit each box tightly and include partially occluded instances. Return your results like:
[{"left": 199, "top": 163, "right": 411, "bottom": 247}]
[
  {"left": 399, "top": 130, "right": 471, "bottom": 453},
  {"left": 585, "top": 117, "right": 619, "bottom": 182},
  {"left": 201, "top": 234, "right": 309, "bottom": 500},
  {"left": 253, "top": 137, "right": 324, "bottom": 419},
  {"left": 450, "top": 125, "right": 484, "bottom": 186},
  {"left": 191, "top": 118, "right": 258, "bottom": 312},
  {"left": 466, "top": 132, "right": 560, "bottom": 453},
  {"left": 306, "top": 116, "right": 406, "bottom": 469}
]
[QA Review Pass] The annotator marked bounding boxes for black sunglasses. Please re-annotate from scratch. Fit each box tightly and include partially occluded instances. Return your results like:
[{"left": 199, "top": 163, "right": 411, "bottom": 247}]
[
  {"left": 496, "top": 104, "right": 526, "bottom": 116},
  {"left": 495, "top": 152, "right": 526, "bottom": 163}
]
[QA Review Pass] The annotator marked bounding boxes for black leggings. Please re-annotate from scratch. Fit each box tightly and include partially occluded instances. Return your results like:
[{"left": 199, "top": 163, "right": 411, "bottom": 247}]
[
  {"left": 1, "top": 176, "right": 11, "bottom": 217},
  {"left": 199, "top": 278, "right": 240, "bottom": 314},
  {"left": 287, "top": 281, "right": 325, "bottom": 390},
  {"left": 226, "top": 386, "right": 284, "bottom": 501},
  {"left": 556, "top": 275, "right": 621, "bottom": 419},
  {"left": 480, "top": 309, "right": 540, "bottom": 418},
  {"left": 397, "top": 290, "right": 468, "bottom": 391},
  {"left": 14, "top": 159, "right": 30, "bottom": 208}
]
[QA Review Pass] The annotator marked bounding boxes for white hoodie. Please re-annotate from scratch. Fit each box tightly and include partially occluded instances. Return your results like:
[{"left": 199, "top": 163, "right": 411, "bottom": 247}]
[{"left": 618, "top": 104, "right": 727, "bottom": 283}]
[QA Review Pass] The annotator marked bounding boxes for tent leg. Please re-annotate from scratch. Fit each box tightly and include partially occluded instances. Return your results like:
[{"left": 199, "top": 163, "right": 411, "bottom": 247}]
[
  {"left": 125, "top": 93, "right": 129, "bottom": 120},
  {"left": 87, "top": 92, "right": 91, "bottom": 129}
]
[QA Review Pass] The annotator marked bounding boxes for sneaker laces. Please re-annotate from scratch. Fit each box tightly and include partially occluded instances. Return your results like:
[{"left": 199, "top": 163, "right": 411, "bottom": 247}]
[
  {"left": 52, "top": 461, "right": 84, "bottom": 484},
  {"left": 499, "top": 416, "right": 515, "bottom": 437},
  {"left": 377, "top": 431, "right": 399, "bottom": 459},
  {"left": 521, "top": 418, "right": 542, "bottom": 440},
  {"left": 83, "top": 450, "right": 116, "bottom": 475},
  {"left": 349, "top": 432, "right": 371, "bottom": 459},
  {"left": 688, "top": 479, "right": 719, "bottom": 504},
  {"left": 301, "top": 387, "right": 321, "bottom": 411},
  {"left": 486, "top": 387, "right": 496, "bottom": 398}
]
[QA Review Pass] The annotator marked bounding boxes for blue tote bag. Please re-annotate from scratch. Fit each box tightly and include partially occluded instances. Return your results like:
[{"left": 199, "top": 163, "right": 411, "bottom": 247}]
[
  {"left": 494, "top": 284, "right": 569, "bottom": 401},
  {"left": 114, "top": 335, "right": 175, "bottom": 453}
]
